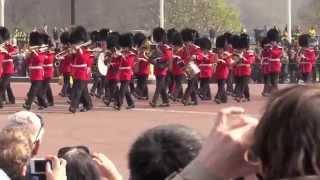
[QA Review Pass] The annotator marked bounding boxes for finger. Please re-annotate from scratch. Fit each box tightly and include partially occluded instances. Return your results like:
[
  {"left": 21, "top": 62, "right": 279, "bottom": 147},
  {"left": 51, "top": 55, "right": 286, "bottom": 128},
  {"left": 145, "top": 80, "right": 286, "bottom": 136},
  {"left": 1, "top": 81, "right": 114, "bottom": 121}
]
[
  {"left": 51, "top": 156, "right": 59, "bottom": 169},
  {"left": 45, "top": 161, "right": 52, "bottom": 174},
  {"left": 60, "top": 158, "right": 67, "bottom": 167},
  {"left": 220, "top": 107, "right": 245, "bottom": 131}
]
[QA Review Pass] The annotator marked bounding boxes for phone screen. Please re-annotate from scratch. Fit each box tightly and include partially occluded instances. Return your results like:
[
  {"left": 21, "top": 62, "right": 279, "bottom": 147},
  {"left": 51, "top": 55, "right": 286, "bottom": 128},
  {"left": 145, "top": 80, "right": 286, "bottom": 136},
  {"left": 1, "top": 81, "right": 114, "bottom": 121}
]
[{"left": 34, "top": 160, "right": 48, "bottom": 173}]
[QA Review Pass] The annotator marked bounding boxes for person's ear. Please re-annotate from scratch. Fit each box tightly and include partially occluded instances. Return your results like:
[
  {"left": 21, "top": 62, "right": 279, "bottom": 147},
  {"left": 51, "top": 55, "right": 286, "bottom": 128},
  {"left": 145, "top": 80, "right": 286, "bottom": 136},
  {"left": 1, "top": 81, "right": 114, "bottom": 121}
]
[{"left": 32, "top": 141, "right": 40, "bottom": 156}]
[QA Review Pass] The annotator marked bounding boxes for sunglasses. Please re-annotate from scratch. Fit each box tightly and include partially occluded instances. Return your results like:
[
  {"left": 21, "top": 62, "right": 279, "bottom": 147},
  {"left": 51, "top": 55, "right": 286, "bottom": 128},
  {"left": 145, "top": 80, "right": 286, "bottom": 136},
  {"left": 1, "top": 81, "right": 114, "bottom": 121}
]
[
  {"left": 34, "top": 114, "right": 44, "bottom": 143},
  {"left": 57, "top": 146, "right": 90, "bottom": 158}
]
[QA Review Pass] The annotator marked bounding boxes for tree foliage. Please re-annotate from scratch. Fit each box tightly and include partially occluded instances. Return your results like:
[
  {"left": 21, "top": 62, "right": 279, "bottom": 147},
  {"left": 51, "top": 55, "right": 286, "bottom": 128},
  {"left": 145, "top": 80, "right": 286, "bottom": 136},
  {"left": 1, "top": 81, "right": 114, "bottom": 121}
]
[{"left": 165, "top": 0, "right": 242, "bottom": 33}]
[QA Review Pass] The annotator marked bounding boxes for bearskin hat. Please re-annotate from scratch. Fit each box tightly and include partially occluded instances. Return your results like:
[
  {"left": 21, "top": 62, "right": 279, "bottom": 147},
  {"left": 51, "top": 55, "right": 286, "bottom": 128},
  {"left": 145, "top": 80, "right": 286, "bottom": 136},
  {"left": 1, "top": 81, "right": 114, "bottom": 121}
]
[
  {"left": 69, "top": 26, "right": 88, "bottom": 44},
  {"left": 267, "top": 28, "right": 280, "bottom": 42},
  {"left": 99, "top": 28, "right": 110, "bottom": 41},
  {"left": 171, "top": 31, "right": 183, "bottom": 47},
  {"left": 198, "top": 37, "right": 212, "bottom": 51},
  {"left": 60, "top": 31, "right": 70, "bottom": 45},
  {"left": 41, "top": 33, "right": 50, "bottom": 45},
  {"left": 133, "top": 32, "right": 146, "bottom": 48},
  {"left": 181, "top": 28, "right": 194, "bottom": 42},
  {"left": 0, "top": 26, "right": 10, "bottom": 42},
  {"left": 107, "top": 33, "right": 119, "bottom": 49},
  {"left": 223, "top": 32, "right": 233, "bottom": 45},
  {"left": 240, "top": 33, "right": 250, "bottom": 49},
  {"left": 216, "top": 35, "right": 226, "bottom": 49},
  {"left": 167, "top": 28, "right": 178, "bottom": 44},
  {"left": 260, "top": 37, "right": 270, "bottom": 48},
  {"left": 153, "top": 27, "right": 166, "bottom": 43},
  {"left": 119, "top": 33, "right": 133, "bottom": 48},
  {"left": 90, "top": 30, "right": 100, "bottom": 42},
  {"left": 298, "top": 34, "right": 310, "bottom": 48},
  {"left": 230, "top": 35, "right": 241, "bottom": 50},
  {"left": 29, "top": 31, "right": 44, "bottom": 46}
]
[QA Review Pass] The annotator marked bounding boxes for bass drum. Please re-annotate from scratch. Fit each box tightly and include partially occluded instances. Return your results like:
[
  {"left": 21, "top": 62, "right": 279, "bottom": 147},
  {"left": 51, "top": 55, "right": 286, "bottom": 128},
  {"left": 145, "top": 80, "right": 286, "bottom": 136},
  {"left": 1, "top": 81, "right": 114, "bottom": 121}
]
[
  {"left": 185, "top": 61, "right": 200, "bottom": 78},
  {"left": 97, "top": 52, "right": 108, "bottom": 76}
]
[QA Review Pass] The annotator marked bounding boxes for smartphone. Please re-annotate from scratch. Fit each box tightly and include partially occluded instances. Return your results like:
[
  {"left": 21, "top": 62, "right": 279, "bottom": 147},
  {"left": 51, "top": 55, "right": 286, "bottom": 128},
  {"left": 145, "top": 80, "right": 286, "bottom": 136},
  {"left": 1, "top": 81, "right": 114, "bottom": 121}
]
[{"left": 30, "top": 159, "right": 51, "bottom": 175}]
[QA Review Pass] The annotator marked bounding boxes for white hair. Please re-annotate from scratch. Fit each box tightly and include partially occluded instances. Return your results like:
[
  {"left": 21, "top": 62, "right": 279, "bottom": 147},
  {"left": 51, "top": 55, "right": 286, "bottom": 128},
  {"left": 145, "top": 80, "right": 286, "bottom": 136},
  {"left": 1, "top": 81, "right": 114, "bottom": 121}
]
[{"left": 5, "top": 111, "right": 44, "bottom": 142}]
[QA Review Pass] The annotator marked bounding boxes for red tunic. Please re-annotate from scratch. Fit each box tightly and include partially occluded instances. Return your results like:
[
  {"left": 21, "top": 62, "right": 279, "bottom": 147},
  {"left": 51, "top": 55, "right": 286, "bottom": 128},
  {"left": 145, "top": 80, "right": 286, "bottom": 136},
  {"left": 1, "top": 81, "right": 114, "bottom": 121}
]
[
  {"left": 172, "top": 48, "right": 185, "bottom": 76},
  {"left": 215, "top": 52, "right": 231, "bottom": 80},
  {"left": 2, "top": 44, "right": 17, "bottom": 76},
  {"left": 59, "top": 54, "right": 73, "bottom": 76},
  {"left": 119, "top": 50, "right": 135, "bottom": 81},
  {"left": 154, "top": 44, "right": 173, "bottom": 76},
  {"left": 72, "top": 48, "right": 93, "bottom": 81},
  {"left": 135, "top": 52, "right": 150, "bottom": 77},
  {"left": 43, "top": 51, "right": 55, "bottom": 79},
  {"left": 27, "top": 51, "right": 45, "bottom": 81},
  {"left": 106, "top": 53, "right": 120, "bottom": 81},
  {"left": 199, "top": 51, "right": 216, "bottom": 79},
  {"left": 234, "top": 50, "right": 254, "bottom": 77},
  {"left": 299, "top": 48, "right": 316, "bottom": 74},
  {"left": 261, "top": 48, "right": 271, "bottom": 75},
  {"left": 180, "top": 43, "right": 202, "bottom": 65},
  {"left": 269, "top": 45, "right": 283, "bottom": 73}
]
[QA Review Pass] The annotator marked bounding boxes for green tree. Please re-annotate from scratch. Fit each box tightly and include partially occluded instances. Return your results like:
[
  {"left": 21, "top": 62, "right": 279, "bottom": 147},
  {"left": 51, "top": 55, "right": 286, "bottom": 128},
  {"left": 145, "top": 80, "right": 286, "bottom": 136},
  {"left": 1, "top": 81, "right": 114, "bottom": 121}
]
[{"left": 165, "top": 0, "right": 241, "bottom": 33}]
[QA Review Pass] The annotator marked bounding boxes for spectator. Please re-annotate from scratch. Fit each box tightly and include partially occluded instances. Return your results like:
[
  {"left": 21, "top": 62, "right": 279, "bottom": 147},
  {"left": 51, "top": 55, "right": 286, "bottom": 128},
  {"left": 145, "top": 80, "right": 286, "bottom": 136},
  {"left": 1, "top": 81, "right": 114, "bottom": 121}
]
[
  {"left": 5, "top": 111, "right": 45, "bottom": 156},
  {"left": 129, "top": 124, "right": 202, "bottom": 180},
  {"left": 58, "top": 146, "right": 101, "bottom": 180},
  {"left": 0, "top": 126, "right": 34, "bottom": 180},
  {"left": 171, "top": 85, "right": 320, "bottom": 180}
]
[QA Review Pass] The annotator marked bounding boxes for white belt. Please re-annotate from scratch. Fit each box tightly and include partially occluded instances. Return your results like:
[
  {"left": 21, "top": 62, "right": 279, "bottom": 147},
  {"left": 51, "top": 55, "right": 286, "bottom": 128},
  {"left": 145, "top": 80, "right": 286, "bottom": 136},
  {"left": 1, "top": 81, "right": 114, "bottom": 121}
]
[
  {"left": 43, "top": 64, "right": 53, "bottom": 67},
  {"left": 237, "top": 64, "right": 251, "bottom": 67},
  {"left": 262, "top": 63, "right": 269, "bottom": 65},
  {"left": 199, "top": 64, "right": 212, "bottom": 67},
  {"left": 300, "top": 62, "right": 311, "bottom": 64},
  {"left": 71, "top": 64, "right": 87, "bottom": 68},
  {"left": 29, "top": 66, "right": 43, "bottom": 70},
  {"left": 2, "top": 59, "right": 13, "bottom": 63},
  {"left": 269, "top": 58, "right": 280, "bottom": 62},
  {"left": 119, "top": 67, "right": 131, "bottom": 70}
]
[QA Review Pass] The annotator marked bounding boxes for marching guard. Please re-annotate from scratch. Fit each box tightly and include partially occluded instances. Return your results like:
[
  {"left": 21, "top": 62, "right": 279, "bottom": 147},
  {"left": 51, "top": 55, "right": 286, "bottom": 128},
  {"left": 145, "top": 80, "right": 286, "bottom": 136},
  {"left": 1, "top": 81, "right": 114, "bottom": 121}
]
[
  {"left": 23, "top": 31, "right": 47, "bottom": 110},
  {"left": 297, "top": 34, "right": 316, "bottom": 83},
  {"left": 0, "top": 26, "right": 16, "bottom": 107},
  {"left": 149, "top": 27, "right": 173, "bottom": 108},
  {"left": 113, "top": 33, "right": 135, "bottom": 110},
  {"left": 68, "top": 26, "right": 93, "bottom": 113}
]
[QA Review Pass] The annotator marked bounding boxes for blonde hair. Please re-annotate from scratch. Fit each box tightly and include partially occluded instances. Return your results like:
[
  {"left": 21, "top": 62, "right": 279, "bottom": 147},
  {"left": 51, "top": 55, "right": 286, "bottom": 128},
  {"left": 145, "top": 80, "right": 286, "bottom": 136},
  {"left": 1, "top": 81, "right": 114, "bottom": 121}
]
[{"left": 0, "top": 126, "right": 33, "bottom": 180}]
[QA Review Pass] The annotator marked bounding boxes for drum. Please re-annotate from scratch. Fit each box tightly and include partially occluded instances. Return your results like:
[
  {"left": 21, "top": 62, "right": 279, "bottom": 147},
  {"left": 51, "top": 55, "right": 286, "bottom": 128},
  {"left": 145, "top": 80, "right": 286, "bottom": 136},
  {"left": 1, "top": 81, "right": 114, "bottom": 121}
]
[
  {"left": 185, "top": 61, "right": 200, "bottom": 78},
  {"left": 97, "top": 52, "right": 108, "bottom": 76}
]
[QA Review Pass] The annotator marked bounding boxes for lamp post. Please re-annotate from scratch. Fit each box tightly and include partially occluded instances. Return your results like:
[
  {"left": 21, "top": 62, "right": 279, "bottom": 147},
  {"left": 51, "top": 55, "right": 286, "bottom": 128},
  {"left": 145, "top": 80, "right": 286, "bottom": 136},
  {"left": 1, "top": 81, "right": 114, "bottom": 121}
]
[
  {"left": 160, "top": 0, "right": 164, "bottom": 28},
  {"left": 0, "top": 0, "right": 5, "bottom": 26},
  {"left": 288, "top": 0, "right": 292, "bottom": 43},
  {"left": 71, "top": 0, "right": 75, "bottom": 25}
]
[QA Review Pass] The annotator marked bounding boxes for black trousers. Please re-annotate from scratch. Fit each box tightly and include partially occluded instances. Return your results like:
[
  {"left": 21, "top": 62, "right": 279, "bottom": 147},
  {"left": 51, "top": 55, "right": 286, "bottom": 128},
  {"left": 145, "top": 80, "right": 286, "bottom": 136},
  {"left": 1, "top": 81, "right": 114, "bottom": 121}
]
[
  {"left": 61, "top": 74, "right": 71, "bottom": 95},
  {"left": 0, "top": 75, "right": 15, "bottom": 104},
  {"left": 70, "top": 80, "right": 92, "bottom": 110},
  {"left": 167, "top": 73, "right": 175, "bottom": 95},
  {"left": 173, "top": 75, "right": 184, "bottom": 100},
  {"left": 312, "top": 65, "right": 317, "bottom": 82},
  {"left": 288, "top": 64, "right": 299, "bottom": 83},
  {"left": 270, "top": 73, "right": 279, "bottom": 93},
  {"left": 301, "top": 73, "right": 311, "bottom": 83},
  {"left": 91, "top": 73, "right": 104, "bottom": 96},
  {"left": 104, "top": 79, "right": 119, "bottom": 102},
  {"left": 152, "top": 76, "right": 169, "bottom": 104},
  {"left": 136, "top": 75, "right": 149, "bottom": 98},
  {"left": 39, "top": 78, "right": 54, "bottom": 105},
  {"left": 116, "top": 80, "right": 134, "bottom": 107},
  {"left": 226, "top": 71, "right": 234, "bottom": 93},
  {"left": 199, "top": 78, "right": 211, "bottom": 100},
  {"left": 262, "top": 74, "right": 271, "bottom": 94},
  {"left": 25, "top": 80, "right": 46, "bottom": 107},
  {"left": 183, "top": 76, "right": 198, "bottom": 103},
  {"left": 236, "top": 76, "right": 250, "bottom": 99},
  {"left": 234, "top": 76, "right": 241, "bottom": 97},
  {"left": 215, "top": 79, "right": 227, "bottom": 102}
]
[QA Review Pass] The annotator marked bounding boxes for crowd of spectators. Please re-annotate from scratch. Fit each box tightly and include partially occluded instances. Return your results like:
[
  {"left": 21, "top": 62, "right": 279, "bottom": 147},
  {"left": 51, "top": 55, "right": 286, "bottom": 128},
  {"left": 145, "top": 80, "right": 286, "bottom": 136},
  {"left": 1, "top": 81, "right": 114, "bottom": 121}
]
[{"left": 0, "top": 85, "right": 319, "bottom": 180}]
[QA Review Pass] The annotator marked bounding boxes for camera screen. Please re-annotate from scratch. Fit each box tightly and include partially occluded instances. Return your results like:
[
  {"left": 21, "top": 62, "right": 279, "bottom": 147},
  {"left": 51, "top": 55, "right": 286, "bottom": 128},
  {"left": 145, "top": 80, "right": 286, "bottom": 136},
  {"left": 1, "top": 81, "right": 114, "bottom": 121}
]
[{"left": 34, "top": 160, "right": 48, "bottom": 172}]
